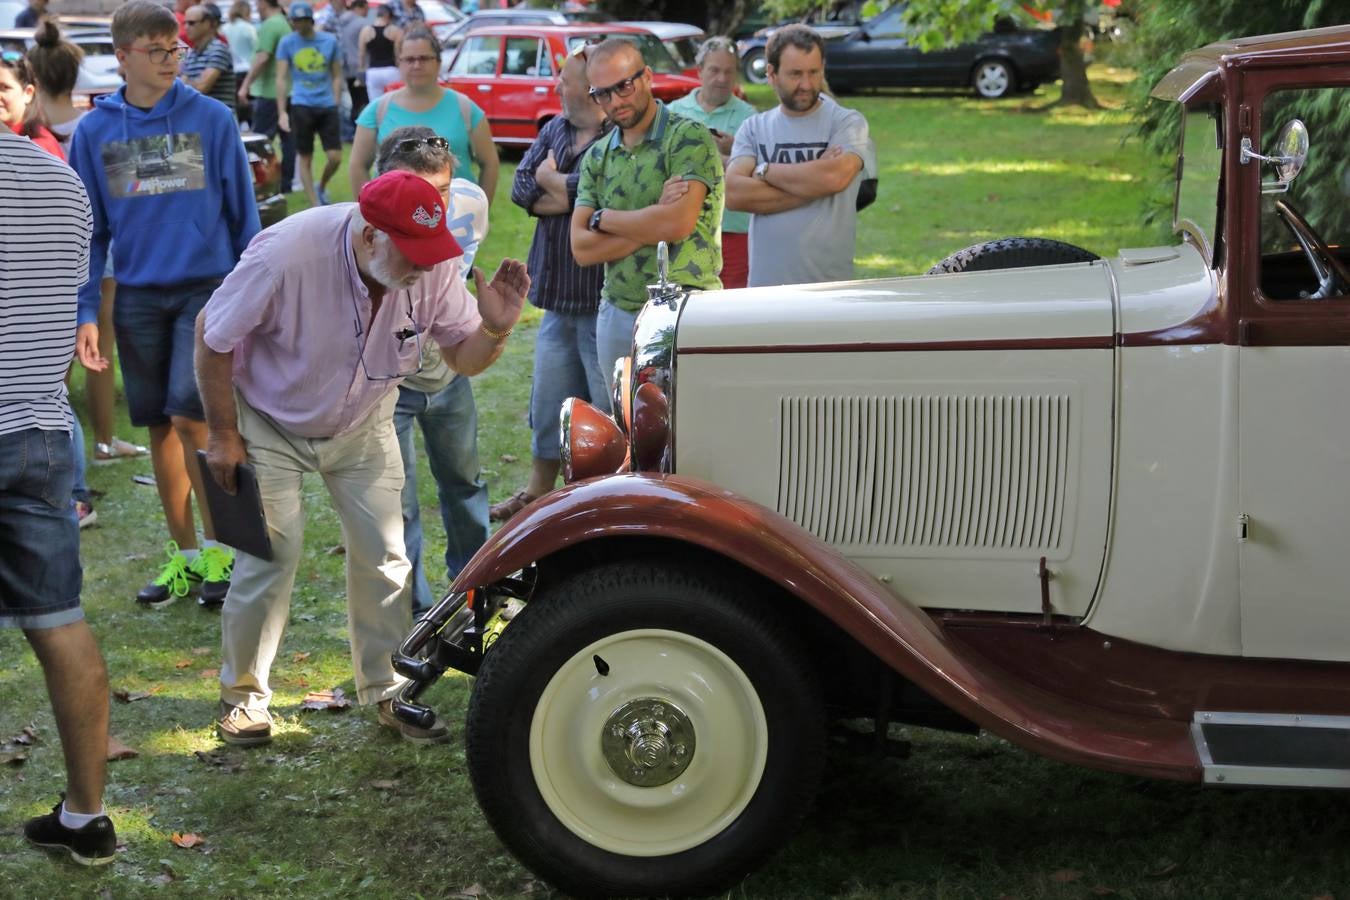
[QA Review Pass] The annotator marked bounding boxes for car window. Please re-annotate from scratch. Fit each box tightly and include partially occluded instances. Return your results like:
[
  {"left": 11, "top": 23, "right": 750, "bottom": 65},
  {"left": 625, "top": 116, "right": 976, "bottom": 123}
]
[
  {"left": 502, "top": 37, "right": 543, "bottom": 76},
  {"left": 73, "top": 37, "right": 117, "bottom": 56},
  {"left": 564, "top": 32, "right": 681, "bottom": 75},
  {"left": 866, "top": 6, "right": 905, "bottom": 39},
  {"left": 451, "top": 35, "right": 501, "bottom": 76},
  {"left": 1258, "top": 85, "right": 1350, "bottom": 301},
  {"left": 1174, "top": 103, "right": 1222, "bottom": 260}
]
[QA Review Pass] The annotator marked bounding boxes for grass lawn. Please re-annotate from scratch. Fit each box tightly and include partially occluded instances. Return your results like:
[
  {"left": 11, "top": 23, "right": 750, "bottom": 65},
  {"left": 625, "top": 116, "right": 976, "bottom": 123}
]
[{"left": 5, "top": 67, "right": 1346, "bottom": 898}]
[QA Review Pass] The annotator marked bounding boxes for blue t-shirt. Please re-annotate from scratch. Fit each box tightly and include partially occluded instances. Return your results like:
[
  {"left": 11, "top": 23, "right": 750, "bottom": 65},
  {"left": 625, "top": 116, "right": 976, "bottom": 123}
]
[
  {"left": 355, "top": 90, "right": 485, "bottom": 183},
  {"left": 275, "top": 31, "right": 339, "bottom": 108}
]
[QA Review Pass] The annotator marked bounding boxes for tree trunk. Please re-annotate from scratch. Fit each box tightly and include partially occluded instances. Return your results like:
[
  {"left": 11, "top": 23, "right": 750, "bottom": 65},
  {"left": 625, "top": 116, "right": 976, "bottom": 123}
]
[
  {"left": 708, "top": 0, "right": 750, "bottom": 38},
  {"left": 1054, "top": 14, "right": 1099, "bottom": 108}
]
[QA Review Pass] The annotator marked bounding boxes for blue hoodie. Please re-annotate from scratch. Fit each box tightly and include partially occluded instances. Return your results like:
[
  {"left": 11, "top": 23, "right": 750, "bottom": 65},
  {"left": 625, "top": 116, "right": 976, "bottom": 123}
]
[{"left": 69, "top": 81, "right": 261, "bottom": 325}]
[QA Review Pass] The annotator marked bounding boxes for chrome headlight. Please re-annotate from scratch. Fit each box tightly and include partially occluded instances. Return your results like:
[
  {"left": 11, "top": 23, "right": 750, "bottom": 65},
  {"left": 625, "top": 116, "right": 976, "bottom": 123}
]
[{"left": 626, "top": 293, "right": 683, "bottom": 472}]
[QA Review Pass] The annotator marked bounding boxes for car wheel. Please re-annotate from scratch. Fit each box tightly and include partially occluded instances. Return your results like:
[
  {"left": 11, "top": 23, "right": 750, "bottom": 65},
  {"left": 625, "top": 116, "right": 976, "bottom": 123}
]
[
  {"left": 741, "top": 48, "right": 768, "bottom": 85},
  {"left": 927, "top": 237, "right": 1100, "bottom": 275},
  {"left": 466, "top": 560, "right": 826, "bottom": 898},
  {"left": 972, "top": 58, "right": 1015, "bottom": 99}
]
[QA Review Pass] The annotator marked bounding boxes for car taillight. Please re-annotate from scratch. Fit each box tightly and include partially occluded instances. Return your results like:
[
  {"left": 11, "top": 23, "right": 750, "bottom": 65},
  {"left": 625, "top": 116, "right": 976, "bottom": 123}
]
[{"left": 250, "top": 158, "right": 267, "bottom": 186}]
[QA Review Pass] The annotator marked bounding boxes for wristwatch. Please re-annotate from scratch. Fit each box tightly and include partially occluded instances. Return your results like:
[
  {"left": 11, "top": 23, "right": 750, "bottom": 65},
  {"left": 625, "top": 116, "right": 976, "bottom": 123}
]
[
  {"left": 753, "top": 161, "right": 771, "bottom": 181},
  {"left": 588, "top": 208, "right": 606, "bottom": 232}
]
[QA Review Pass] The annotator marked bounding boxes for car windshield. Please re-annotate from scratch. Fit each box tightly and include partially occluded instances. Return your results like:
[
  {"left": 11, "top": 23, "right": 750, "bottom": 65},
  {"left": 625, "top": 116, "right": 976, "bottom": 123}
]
[
  {"left": 1174, "top": 103, "right": 1223, "bottom": 259},
  {"left": 566, "top": 33, "right": 681, "bottom": 75}
]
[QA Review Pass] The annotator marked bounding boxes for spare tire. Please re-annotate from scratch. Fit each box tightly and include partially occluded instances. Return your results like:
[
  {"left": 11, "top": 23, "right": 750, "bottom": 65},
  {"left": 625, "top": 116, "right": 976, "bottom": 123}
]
[{"left": 928, "top": 237, "right": 1100, "bottom": 275}]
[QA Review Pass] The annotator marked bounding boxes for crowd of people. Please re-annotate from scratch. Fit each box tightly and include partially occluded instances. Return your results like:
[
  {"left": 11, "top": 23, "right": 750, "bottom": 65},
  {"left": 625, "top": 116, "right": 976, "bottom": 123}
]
[{"left": 1, "top": 0, "right": 872, "bottom": 866}]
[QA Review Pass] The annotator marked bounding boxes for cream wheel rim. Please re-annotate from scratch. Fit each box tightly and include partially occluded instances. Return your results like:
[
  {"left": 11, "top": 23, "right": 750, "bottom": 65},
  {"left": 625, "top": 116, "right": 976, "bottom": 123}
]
[{"left": 529, "top": 628, "right": 769, "bottom": 857}]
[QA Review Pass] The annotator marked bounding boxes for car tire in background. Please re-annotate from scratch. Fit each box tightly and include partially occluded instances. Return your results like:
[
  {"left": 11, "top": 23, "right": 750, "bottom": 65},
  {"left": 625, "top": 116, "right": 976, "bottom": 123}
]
[
  {"left": 971, "top": 57, "right": 1016, "bottom": 99},
  {"left": 741, "top": 47, "right": 768, "bottom": 85},
  {"left": 466, "top": 559, "right": 826, "bottom": 899},
  {"left": 927, "top": 236, "right": 1100, "bottom": 275}
]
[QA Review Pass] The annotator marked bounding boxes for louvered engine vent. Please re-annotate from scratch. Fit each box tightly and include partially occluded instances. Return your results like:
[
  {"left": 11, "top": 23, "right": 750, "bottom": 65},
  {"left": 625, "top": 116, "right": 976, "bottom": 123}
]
[{"left": 776, "top": 394, "right": 1073, "bottom": 552}]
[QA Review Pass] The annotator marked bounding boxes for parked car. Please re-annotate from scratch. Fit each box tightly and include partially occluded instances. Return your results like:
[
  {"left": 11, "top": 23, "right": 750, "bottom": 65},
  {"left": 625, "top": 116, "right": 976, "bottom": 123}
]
[
  {"left": 443, "top": 24, "right": 699, "bottom": 147},
  {"left": 624, "top": 20, "right": 705, "bottom": 78},
  {"left": 436, "top": 6, "right": 612, "bottom": 57},
  {"left": 739, "top": 4, "right": 1060, "bottom": 97},
  {"left": 133, "top": 148, "right": 171, "bottom": 178},
  {"left": 243, "top": 130, "right": 286, "bottom": 229},
  {"left": 388, "top": 24, "right": 1350, "bottom": 899}
]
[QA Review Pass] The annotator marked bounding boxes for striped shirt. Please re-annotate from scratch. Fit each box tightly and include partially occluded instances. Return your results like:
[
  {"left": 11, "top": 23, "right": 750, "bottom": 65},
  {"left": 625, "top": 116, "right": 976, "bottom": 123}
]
[
  {"left": 184, "top": 37, "right": 238, "bottom": 111},
  {"left": 510, "top": 115, "right": 607, "bottom": 315},
  {"left": 0, "top": 131, "right": 91, "bottom": 437}
]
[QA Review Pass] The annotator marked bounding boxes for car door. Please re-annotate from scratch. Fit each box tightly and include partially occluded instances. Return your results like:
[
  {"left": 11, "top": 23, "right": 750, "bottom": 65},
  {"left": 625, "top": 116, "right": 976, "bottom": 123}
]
[
  {"left": 446, "top": 33, "right": 503, "bottom": 122},
  {"left": 827, "top": 6, "right": 920, "bottom": 88},
  {"left": 1237, "top": 77, "right": 1350, "bottom": 662},
  {"left": 491, "top": 34, "right": 556, "bottom": 144}
]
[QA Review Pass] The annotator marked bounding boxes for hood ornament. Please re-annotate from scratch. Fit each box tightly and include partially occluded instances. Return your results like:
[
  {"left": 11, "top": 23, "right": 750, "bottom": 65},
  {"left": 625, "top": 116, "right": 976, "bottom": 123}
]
[{"left": 647, "top": 241, "right": 683, "bottom": 308}]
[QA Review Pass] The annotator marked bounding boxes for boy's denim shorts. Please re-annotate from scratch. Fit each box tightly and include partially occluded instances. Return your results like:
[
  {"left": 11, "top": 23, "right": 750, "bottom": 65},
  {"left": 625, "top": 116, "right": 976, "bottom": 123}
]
[
  {"left": 113, "top": 277, "right": 222, "bottom": 427},
  {"left": 0, "top": 428, "right": 83, "bottom": 630}
]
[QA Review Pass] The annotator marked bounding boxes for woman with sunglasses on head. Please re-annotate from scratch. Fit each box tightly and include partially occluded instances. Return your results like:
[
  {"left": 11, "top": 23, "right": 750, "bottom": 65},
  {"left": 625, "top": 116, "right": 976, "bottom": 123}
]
[
  {"left": 1, "top": 49, "right": 63, "bottom": 159},
  {"left": 348, "top": 25, "right": 498, "bottom": 205}
]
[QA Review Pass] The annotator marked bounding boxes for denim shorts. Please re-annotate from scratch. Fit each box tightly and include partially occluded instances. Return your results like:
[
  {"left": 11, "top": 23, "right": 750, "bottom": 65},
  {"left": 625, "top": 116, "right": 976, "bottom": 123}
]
[
  {"left": 0, "top": 428, "right": 84, "bottom": 630},
  {"left": 113, "top": 277, "right": 222, "bottom": 427},
  {"left": 528, "top": 310, "right": 610, "bottom": 460}
]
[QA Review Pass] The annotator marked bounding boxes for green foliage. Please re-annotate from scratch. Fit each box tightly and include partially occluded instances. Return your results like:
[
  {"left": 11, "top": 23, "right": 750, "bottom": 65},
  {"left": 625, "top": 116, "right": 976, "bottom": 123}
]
[
  {"left": 901, "top": 0, "right": 1088, "bottom": 52},
  {"left": 760, "top": 0, "right": 834, "bottom": 21}
]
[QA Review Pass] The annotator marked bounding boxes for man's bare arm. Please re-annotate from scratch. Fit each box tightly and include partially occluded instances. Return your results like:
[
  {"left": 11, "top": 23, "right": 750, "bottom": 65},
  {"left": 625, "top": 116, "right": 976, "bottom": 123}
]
[
  {"left": 596, "top": 180, "right": 708, "bottom": 247},
  {"left": 725, "top": 156, "right": 808, "bottom": 214},
  {"left": 193, "top": 312, "right": 246, "bottom": 494},
  {"left": 761, "top": 149, "right": 863, "bottom": 200},
  {"left": 571, "top": 205, "right": 644, "bottom": 265}
]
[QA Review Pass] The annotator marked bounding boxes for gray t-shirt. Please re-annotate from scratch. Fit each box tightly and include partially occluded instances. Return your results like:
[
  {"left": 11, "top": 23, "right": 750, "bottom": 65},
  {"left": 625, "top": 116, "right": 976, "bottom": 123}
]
[{"left": 730, "top": 94, "right": 872, "bottom": 287}]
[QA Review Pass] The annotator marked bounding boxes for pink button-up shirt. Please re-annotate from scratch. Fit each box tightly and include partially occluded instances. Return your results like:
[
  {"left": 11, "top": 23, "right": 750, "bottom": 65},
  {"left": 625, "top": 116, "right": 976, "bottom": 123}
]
[{"left": 203, "top": 204, "right": 481, "bottom": 438}]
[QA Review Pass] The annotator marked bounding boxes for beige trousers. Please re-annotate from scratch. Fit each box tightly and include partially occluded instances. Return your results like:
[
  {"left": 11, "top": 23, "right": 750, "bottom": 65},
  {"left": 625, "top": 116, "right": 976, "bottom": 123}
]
[{"left": 220, "top": 392, "right": 411, "bottom": 710}]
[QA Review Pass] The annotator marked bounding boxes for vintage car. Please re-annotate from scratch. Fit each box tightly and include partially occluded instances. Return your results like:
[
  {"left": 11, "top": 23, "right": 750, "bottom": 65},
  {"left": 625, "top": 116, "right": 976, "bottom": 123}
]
[
  {"left": 443, "top": 24, "right": 699, "bottom": 147},
  {"left": 390, "top": 25, "right": 1350, "bottom": 899}
]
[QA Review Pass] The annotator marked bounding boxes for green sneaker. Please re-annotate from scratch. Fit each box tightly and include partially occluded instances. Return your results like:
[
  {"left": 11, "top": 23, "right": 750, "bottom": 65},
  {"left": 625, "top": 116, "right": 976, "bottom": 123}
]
[
  {"left": 191, "top": 546, "right": 234, "bottom": 609},
  {"left": 136, "top": 541, "right": 195, "bottom": 609}
]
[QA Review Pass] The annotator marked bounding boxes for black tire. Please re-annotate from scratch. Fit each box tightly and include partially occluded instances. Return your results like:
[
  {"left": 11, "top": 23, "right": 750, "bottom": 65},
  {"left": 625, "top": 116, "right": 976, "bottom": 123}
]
[
  {"left": 971, "top": 57, "right": 1015, "bottom": 99},
  {"left": 466, "top": 560, "right": 826, "bottom": 899},
  {"left": 741, "top": 47, "right": 768, "bottom": 85},
  {"left": 927, "top": 236, "right": 1100, "bottom": 275}
]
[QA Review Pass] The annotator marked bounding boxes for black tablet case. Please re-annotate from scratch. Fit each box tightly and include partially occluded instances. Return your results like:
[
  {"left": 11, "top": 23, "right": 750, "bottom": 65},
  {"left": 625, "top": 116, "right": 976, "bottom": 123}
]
[{"left": 195, "top": 450, "right": 273, "bottom": 561}]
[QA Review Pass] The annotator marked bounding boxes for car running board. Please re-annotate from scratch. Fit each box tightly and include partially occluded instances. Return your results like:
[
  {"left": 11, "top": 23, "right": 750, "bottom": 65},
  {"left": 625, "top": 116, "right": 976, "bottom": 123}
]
[{"left": 1192, "top": 712, "right": 1350, "bottom": 788}]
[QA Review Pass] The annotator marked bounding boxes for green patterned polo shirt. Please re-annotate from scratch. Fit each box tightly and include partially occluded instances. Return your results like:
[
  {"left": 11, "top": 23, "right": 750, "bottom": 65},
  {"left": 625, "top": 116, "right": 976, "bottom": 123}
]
[{"left": 576, "top": 102, "right": 723, "bottom": 312}]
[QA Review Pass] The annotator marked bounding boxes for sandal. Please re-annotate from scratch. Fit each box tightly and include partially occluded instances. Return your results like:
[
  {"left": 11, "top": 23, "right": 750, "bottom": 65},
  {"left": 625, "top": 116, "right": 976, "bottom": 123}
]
[
  {"left": 489, "top": 489, "right": 540, "bottom": 523},
  {"left": 93, "top": 437, "right": 149, "bottom": 464}
]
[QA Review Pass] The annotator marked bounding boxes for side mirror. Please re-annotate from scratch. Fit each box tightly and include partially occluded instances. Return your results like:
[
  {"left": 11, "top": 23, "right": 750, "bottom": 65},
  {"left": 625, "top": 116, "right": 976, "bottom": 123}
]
[
  {"left": 857, "top": 29, "right": 871, "bottom": 42},
  {"left": 1241, "top": 119, "right": 1310, "bottom": 195}
]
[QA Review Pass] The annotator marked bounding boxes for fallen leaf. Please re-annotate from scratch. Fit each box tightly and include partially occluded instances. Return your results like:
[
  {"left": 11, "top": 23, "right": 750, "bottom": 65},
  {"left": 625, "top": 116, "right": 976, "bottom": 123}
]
[
  {"left": 170, "top": 832, "right": 205, "bottom": 849},
  {"left": 455, "top": 885, "right": 486, "bottom": 899},
  {"left": 191, "top": 647, "right": 211, "bottom": 656},
  {"left": 499, "top": 453, "right": 518, "bottom": 464},
  {"left": 106, "top": 736, "right": 139, "bottom": 761},
  {"left": 1050, "top": 870, "right": 1083, "bottom": 884},
  {"left": 199, "top": 668, "right": 220, "bottom": 679},
  {"left": 292, "top": 651, "right": 311, "bottom": 663},
  {"left": 1149, "top": 859, "right": 1179, "bottom": 878},
  {"left": 370, "top": 779, "right": 399, "bottom": 790},
  {"left": 113, "top": 689, "right": 154, "bottom": 703},
  {"left": 0, "top": 748, "right": 28, "bottom": 766},
  {"left": 300, "top": 688, "right": 352, "bottom": 712},
  {"left": 10, "top": 724, "right": 36, "bottom": 745},
  {"left": 173, "top": 659, "right": 192, "bottom": 669},
  {"left": 194, "top": 749, "right": 245, "bottom": 773},
  {"left": 986, "top": 193, "right": 1002, "bottom": 202},
  {"left": 326, "top": 544, "right": 346, "bottom": 556}
]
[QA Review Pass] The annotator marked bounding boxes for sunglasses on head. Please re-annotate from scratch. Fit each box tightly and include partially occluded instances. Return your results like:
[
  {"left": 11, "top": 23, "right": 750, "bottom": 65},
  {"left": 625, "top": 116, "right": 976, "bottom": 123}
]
[
  {"left": 1, "top": 49, "right": 24, "bottom": 64},
  {"left": 588, "top": 66, "right": 645, "bottom": 104},
  {"left": 395, "top": 136, "right": 449, "bottom": 152}
]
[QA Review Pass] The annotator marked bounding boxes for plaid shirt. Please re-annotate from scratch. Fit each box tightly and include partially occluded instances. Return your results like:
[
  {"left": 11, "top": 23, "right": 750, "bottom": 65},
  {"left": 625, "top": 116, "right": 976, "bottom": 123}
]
[{"left": 510, "top": 115, "right": 607, "bottom": 315}]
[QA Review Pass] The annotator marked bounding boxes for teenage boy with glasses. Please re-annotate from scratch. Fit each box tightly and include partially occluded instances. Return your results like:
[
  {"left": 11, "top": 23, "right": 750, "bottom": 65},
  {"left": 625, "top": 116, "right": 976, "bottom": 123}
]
[
  {"left": 68, "top": 0, "right": 259, "bottom": 611},
  {"left": 195, "top": 171, "right": 529, "bottom": 748},
  {"left": 570, "top": 38, "right": 724, "bottom": 395}
]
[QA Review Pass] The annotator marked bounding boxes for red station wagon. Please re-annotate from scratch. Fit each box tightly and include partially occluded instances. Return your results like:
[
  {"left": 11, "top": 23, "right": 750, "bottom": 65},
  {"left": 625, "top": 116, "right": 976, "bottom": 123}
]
[{"left": 444, "top": 24, "right": 702, "bottom": 147}]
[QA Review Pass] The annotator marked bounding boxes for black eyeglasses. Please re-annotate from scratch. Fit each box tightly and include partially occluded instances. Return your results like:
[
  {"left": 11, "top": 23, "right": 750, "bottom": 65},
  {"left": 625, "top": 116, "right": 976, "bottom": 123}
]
[
  {"left": 122, "top": 44, "right": 188, "bottom": 65},
  {"left": 394, "top": 136, "right": 449, "bottom": 153},
  {"left": 184, "top": 17, "right": 204, "bottom": 24},
  {"left": 588, "top": 66, "right": 646, "bottom": 104},
  {"left": 352, "top": 292, "right": 423, "bottom": 381}
]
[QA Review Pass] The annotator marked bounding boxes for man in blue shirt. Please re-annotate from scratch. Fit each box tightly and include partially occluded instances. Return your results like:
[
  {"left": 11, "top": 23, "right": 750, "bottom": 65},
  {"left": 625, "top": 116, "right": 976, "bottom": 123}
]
[{"left": 275, "top": 1, "right": 342, "bottom": 205}]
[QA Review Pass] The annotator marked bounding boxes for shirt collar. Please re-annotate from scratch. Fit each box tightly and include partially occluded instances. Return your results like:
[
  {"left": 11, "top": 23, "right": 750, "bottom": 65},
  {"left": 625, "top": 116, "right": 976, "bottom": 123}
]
[{"left": 606, "top": 100, "right": 669, "bottom": 150}]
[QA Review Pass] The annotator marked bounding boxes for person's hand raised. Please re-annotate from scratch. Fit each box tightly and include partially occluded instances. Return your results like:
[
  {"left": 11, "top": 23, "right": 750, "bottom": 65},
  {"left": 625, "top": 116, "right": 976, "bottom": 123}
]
[{"left": 471, "top": 258, "right": 530, "bottom": 336}]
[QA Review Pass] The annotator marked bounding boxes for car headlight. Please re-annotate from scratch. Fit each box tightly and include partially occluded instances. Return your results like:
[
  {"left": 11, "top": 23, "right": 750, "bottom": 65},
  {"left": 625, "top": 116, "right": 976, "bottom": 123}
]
[
  {"left": 625, "top": 292, "right": 681, "bottom": 473},
  {"left": 560, "top": 398, "right": 628, "bottom": 485}
]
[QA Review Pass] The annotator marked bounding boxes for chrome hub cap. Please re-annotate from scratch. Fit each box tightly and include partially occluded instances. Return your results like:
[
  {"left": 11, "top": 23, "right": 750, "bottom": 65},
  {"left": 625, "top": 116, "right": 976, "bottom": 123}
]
[{"left": 601, "top": 698, "right": 696, "bottom": 787}]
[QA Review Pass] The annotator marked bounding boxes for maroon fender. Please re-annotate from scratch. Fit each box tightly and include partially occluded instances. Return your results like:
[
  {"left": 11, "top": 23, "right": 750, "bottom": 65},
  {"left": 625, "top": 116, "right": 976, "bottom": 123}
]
[{"left": 457, "top": 474, "right": 1200, "bottom": 781}]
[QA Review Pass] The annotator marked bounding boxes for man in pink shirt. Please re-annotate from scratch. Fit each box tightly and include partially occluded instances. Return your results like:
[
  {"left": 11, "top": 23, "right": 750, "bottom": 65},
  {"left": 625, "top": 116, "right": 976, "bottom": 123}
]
[{"left": 194, "top": 170, "right": 527, "bottom": 747}]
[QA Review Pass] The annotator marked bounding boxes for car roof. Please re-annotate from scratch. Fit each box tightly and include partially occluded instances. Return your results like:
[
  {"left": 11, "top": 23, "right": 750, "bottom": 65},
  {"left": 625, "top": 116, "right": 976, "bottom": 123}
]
[
  {"left": 623, "top": 21, "right": 705, "bottom": 41},
  {"left": 1152, "top": 24, "right": 1350, "bottom": 102},
  {"left": 463, "top": 23, "right": 654, "bottom": 37}
]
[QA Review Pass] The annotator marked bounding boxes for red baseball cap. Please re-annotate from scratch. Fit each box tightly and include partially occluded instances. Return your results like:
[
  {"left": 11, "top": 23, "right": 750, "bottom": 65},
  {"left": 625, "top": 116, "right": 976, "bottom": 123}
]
[{"left": 358, "top": 171, "right": 462, "bottom": 268}]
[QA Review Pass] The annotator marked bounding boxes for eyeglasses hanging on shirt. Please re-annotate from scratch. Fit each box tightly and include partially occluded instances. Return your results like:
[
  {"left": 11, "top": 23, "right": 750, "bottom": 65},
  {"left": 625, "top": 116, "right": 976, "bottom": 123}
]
[{"left": 351, "top": 290, "right": 424, "bottom": 381}]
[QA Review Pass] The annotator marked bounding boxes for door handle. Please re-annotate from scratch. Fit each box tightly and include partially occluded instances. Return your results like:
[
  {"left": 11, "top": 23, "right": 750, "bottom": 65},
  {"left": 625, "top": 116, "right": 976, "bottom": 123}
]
[
  {"left": 534, "top": 86, "right": 547, "bottom": 94},
  {"left": 477, "top": 84, "right": 491, "bottom": 92}
]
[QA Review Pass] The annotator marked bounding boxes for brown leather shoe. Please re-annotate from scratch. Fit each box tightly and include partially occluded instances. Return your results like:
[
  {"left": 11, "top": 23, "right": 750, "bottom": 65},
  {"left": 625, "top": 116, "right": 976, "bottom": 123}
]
[{"left": 488, "top": 489, "right": 539, "bottom": 523}]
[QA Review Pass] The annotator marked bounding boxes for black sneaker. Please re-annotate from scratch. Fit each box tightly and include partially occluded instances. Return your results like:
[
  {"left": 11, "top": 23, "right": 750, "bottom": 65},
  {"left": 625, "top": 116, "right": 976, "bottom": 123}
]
[
  {"left": 191, "top": 546, "right": 233, "bottom": 610},
  {"left": 24, "top": 799, "right": 117, "bottom": 866},
  {"left": 135, "top": 541, "right": 197, "bottom": 609}
]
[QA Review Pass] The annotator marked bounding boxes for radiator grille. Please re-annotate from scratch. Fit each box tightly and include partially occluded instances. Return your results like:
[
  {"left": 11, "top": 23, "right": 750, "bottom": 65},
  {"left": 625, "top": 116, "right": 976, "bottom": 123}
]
[{"left": 776, "top": 394, "right": 1072, "bottom": 551}]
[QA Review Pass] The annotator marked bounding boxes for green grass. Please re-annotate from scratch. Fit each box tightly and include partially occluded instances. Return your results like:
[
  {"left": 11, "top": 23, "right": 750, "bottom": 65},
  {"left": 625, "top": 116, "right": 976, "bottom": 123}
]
[{"left": 7, "top": 69, "right": 1342, "bottom": 898}]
